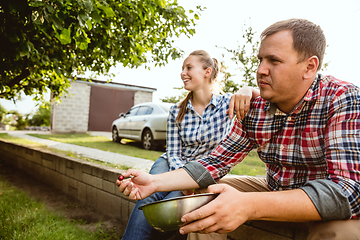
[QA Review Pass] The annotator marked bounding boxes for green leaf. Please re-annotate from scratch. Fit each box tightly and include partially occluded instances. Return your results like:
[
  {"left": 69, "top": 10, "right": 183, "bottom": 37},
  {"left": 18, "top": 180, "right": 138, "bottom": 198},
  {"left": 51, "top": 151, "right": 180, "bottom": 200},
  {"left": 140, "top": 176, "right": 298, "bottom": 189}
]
[
  {"left": 59, "top": 28, "right": 71, "bottom": 44},
  {"left": 82, "top": 0, "right": 93, "bottom": 12},
  {"left": 86, "top": 19, "right": 92, "bottom": 30},
  {"left": 78, "top": 41, "right": 88, "bottom": 50},
  {"left": 98, "top": 6, "right": 115, "bottom": 18},
  {"left": 90, "top": 10, "right": 101, "bottom": 23},
  {"left": 52, "top": 17, "right": 63, "bottom": 30},
  {"left": 29, "top": 1, "right": 46, "bottom": 7}
]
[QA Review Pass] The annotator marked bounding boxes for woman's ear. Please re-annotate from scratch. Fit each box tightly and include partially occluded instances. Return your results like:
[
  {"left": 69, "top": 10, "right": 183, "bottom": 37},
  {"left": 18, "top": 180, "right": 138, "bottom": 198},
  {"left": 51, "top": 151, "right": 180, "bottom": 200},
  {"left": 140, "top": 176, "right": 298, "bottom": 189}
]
[
  {"left": 304, "top": 56, "right": 319, "bottom": 79},
  {"left": 205, "top": 67, "right": 212, "bottom": 77}
]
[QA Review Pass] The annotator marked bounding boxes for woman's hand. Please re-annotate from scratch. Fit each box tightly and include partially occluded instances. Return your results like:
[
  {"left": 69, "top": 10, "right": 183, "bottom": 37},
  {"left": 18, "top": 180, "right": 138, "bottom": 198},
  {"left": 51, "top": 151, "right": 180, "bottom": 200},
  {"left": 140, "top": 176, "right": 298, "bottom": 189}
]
[
  {"left": 227, "top": 86, "right": 260, "bottom": 119},
  {"left": 116, "top": 169, "right": 157, "bottom": 200}
]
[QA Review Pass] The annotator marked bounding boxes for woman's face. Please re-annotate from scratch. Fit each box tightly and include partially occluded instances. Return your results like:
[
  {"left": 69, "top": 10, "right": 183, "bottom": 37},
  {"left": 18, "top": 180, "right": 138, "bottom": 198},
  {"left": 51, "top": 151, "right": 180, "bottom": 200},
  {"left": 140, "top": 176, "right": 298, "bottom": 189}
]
[{"left": 181, "top": 55, "right": 210, "bottom": 91}]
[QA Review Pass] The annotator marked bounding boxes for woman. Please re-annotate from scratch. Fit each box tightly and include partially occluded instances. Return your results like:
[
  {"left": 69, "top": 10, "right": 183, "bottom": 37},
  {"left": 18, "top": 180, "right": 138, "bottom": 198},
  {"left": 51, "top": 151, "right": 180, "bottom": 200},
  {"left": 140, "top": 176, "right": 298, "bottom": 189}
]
[{"left": 120, "top": 50, "right": 258, "bottom": 240}]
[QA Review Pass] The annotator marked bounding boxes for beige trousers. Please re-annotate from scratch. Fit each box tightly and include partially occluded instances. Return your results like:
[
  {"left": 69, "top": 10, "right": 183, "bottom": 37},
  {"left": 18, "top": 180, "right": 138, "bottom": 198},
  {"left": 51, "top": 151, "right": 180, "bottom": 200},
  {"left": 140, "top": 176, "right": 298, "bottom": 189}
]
[{"left": 187, "top": 176, "right": 360, "bottom": 240}]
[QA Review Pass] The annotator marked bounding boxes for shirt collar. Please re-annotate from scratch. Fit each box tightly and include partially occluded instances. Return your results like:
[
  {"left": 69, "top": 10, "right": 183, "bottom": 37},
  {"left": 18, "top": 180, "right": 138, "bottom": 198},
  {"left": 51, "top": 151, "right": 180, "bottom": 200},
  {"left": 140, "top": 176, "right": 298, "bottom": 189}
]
[{"left": 187, "top": 94, "right": 220, "bottom": 110}]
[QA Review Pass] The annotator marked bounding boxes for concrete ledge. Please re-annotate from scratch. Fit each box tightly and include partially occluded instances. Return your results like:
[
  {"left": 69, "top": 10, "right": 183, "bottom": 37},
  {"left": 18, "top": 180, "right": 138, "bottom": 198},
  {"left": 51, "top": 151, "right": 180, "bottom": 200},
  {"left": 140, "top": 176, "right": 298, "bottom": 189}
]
[{"left": 0, "top": 139, "right": 309, "bottom": 239}]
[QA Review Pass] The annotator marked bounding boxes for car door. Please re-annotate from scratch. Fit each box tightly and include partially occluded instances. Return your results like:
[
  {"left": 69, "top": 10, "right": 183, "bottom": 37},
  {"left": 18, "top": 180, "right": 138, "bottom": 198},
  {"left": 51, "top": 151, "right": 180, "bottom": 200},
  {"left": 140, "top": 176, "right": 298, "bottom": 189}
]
[
  {"left": 116, "top": 106, "right": 139, "bottom": 137},
  {"left": 129, "top": 106, "right": 153, "bottom": 140}
]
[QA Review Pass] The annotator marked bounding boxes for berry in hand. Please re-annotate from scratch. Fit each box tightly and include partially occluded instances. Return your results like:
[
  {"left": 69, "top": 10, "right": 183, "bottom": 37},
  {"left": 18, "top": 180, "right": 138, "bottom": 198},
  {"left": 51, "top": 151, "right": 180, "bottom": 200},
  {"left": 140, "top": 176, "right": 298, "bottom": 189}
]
[{"left": 118, "top": 175, "right": 124, "bottom": 181}]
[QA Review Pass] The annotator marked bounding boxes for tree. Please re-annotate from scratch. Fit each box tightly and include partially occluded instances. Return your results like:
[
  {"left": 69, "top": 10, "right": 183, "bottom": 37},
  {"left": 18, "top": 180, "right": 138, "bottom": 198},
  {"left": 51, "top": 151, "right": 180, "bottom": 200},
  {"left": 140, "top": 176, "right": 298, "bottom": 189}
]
[
  {"left": 28, "top": 102, "right": 51, "bottom": 126},
  {"left": 0, "top": 103, "right": 7, "bottom": 122},
  {"left": 161, "top": 86, "right": 188, "bottom": 103},
  {"left": 218, "top": 22, "right": 259, "bottom": 88},
  {"left": 0, "top": 0, "right": 202, "bottom": 102}
]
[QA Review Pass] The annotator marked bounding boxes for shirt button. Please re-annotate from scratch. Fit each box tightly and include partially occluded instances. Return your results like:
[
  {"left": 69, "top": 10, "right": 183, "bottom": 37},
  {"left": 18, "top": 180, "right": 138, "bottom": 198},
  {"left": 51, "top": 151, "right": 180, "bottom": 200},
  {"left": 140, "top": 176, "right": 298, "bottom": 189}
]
[
  {"left": 282, "top": 166, "right": 286, "bottom": 171},
  {"left": 280, "top": 145, "right": 285, "bottom": 150},
  {"left": 287, "top": 116, "right": 292, "bottom": 121}
]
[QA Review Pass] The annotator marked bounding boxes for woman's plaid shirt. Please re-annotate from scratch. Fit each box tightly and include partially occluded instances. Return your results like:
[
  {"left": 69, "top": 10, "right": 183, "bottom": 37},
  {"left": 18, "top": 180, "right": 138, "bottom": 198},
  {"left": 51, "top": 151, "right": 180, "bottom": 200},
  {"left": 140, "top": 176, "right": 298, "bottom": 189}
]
[
  {"left": 197, "top": 75, "right": 360, "bottom": 218},
  {"left": 162, "top": 93, "right": 234, "bottom": 171}
]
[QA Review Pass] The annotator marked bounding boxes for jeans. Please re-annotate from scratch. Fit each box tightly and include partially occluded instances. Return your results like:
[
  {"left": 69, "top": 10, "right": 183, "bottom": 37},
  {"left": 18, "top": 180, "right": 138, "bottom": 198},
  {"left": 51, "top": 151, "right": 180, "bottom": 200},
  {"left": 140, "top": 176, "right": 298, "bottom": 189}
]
[{"left": 121, "top": 157, "right": 184, "bottom": 240}]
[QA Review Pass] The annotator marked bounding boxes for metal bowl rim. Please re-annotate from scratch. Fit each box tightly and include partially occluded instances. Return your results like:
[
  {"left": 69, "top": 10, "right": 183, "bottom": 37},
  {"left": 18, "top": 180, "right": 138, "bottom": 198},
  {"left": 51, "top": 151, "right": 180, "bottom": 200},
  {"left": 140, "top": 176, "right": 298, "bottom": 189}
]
[{"left": 138, "top": 193, "right": 218, "bottom": 210}]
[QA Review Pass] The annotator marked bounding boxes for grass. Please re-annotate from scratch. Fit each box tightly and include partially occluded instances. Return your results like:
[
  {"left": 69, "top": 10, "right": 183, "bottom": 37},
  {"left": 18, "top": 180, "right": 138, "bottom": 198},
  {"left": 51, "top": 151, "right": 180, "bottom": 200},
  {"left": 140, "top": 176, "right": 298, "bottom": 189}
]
[
  {"left": 0, "top": 176, "right": 120, "bottom": 240},
  {"left": 28, "top": 133, "right": 163, "bottom": 161},
  {"left": 14, "top": 133, "right": 266, "bottom": 177},
  {"left": 229, "top": 150, "right": 266, "bottom": 176}
]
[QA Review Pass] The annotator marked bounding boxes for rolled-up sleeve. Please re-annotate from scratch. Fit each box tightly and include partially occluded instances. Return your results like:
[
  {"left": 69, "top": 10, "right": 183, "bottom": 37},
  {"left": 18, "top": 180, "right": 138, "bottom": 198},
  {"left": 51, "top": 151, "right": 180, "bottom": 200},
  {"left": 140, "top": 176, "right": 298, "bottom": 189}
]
[{"left": 317, "top": 87, "right": 360, "bottom": 219}]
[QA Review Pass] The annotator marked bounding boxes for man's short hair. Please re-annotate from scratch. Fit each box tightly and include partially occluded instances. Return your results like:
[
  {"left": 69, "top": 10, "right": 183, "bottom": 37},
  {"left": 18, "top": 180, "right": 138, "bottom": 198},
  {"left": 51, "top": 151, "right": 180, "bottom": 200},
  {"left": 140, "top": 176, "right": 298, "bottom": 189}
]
[{"left": 260, "top": 19, "right": 326, "bottom": 71}]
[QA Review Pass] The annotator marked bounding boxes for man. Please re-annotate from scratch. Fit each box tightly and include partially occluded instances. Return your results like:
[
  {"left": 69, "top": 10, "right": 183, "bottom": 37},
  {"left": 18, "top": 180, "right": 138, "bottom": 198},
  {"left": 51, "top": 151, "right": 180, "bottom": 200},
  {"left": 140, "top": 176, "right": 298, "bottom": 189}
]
[{"left": 117, "top": 19, "right": 360, "bottom": 239}]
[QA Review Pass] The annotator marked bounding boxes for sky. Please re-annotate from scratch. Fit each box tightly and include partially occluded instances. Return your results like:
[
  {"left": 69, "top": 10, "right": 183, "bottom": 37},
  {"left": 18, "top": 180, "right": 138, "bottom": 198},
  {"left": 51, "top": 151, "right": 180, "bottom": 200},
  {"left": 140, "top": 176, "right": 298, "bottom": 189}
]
[{"left": 1, "top": 0, "right": 360, "bottom": 115}]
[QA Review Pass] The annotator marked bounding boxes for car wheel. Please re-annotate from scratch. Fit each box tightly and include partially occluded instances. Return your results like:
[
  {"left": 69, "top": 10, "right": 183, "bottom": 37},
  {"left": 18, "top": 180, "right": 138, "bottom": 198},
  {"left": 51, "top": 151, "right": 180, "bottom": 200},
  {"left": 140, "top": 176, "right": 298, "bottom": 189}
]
[
  {"left": 142, "top": 129, "right": 155, "bottom": 150},
  {"left": 112, "top": 127, "right": 121, "bottom": 143}
]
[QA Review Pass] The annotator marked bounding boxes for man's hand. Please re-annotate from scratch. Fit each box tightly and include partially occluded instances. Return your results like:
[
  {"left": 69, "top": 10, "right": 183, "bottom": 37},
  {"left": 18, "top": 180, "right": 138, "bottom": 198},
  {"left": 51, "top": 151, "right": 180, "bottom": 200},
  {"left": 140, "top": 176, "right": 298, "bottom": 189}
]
[
  {"left": 227, "top": 86, "right": 258, "bottom": 120},
  {"left": 178, "top": 183, "right": 321, "bottom": 235},
  {"left": 179, "top": 184, "right": 254, "bottom": 234},
  {"left": 116, "top": 169, "right": 156, "bottom": 200}
]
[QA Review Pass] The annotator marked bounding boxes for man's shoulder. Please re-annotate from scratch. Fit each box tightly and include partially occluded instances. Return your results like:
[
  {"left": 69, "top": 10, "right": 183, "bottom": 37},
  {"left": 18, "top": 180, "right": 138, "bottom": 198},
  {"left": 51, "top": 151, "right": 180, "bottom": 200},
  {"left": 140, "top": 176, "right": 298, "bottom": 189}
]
[
  {"left": 320, "top": 75, "right": 358, "bottom": 93},
  {"left": 317, "top": 75, "right": 360, "bottom": 105}
]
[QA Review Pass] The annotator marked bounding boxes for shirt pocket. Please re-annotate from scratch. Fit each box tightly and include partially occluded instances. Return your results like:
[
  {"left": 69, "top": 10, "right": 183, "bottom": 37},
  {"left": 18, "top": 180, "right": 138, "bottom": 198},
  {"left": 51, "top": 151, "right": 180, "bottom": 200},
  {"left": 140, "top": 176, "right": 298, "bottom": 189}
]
[{"left": 298, "top": 129, "right": 325, "bottom": 162}]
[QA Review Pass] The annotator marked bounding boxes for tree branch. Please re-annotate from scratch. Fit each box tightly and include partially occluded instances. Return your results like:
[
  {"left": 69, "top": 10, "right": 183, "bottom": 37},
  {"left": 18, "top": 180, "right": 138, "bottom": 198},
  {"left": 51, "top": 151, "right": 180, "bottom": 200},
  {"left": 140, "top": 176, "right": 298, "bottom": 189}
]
[{"left": 5, "top": 68, "right": 30, "bottom": 89}]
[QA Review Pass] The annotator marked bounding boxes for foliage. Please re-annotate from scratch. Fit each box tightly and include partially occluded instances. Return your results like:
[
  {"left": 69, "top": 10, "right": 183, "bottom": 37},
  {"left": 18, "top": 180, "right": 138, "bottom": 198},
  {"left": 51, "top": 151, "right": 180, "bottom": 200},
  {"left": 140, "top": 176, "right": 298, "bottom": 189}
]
[
  {"left": 3, "top": 110, "right": 26, "bottom": 130},
  {"left": 220, "top": 60, "right": 240, "bottom": 94},
  {"left": 28, "top": 101, "right": 51, "bottom": 126},
  {"left": 218, "top": 22, "right": 259, "bottom": 88},
  {"left": 0, "top": 103, "right": 7, "bottom": 122},
  {"left": 161, "top": 86, "right": 188, "bottom": 103},
  {"left": 0, "top": 0, "right": 203, "bottom": 102}
]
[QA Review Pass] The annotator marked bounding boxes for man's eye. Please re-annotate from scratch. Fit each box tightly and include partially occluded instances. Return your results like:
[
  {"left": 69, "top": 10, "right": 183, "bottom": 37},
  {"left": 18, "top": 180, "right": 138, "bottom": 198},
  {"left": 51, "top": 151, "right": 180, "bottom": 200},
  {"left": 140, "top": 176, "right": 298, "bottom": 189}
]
[
  {"left": 187, "top": 67, "right": 192, "bottom": 70},
  {"left": 271, "top": 58, "right": 280, "bottom": 62}
]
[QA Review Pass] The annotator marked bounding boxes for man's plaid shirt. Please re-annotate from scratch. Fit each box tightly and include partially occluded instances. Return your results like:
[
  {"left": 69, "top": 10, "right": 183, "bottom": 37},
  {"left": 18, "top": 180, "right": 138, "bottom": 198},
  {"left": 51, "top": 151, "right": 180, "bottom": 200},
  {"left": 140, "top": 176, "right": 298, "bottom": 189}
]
[
  {"left": 162, "top": 93, "right": 233, "bottom": 171},
  {"left": 197, "top": 75, "right": 360, "bottom": 218}
]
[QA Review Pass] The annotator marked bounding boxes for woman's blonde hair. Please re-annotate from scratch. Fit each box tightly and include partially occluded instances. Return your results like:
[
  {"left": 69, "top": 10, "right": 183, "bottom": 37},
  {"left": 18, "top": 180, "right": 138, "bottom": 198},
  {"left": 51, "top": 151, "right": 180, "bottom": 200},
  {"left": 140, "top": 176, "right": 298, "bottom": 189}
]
[{"left": 176, "top": 50, "right": 222, "bottom": 123}]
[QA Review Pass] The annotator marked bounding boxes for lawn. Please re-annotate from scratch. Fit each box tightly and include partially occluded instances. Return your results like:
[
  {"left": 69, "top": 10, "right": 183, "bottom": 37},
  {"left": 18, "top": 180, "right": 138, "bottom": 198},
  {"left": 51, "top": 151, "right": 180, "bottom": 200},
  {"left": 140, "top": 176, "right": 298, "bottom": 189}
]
[
  {"left": 0, "top": 176, "right": 119, "bottom": 240},
  {"left": 28, "top": 133, "right": 163, "bottom": 161},
  {"left": 1, "top": 133, "right": 266, "bottom": 177}
]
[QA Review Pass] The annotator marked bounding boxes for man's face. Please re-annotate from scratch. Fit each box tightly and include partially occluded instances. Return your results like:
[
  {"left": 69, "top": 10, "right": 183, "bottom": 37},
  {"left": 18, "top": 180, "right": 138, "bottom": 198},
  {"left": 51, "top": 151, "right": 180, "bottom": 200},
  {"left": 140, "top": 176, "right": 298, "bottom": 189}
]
[{"left": 257, "top": 30, "right": 308, "bottom": 113}]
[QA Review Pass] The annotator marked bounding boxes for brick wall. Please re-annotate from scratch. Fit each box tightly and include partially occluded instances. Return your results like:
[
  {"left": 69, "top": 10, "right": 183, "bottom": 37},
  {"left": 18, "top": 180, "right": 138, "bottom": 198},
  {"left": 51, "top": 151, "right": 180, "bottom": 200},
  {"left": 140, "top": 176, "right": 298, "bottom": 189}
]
[
  {"left": 52, "top": 81, "right": 91, "bottom": 133},
  {"left": 0, "top": 139, "right": 309, "bottom": 240}
]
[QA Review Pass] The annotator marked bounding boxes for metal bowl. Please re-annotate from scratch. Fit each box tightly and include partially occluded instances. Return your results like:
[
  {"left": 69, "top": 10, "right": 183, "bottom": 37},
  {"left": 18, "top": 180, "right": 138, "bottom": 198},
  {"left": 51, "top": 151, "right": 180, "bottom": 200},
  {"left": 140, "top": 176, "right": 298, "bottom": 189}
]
[{"left": 139, "top": 193, "right": 218, "bottom": 232}]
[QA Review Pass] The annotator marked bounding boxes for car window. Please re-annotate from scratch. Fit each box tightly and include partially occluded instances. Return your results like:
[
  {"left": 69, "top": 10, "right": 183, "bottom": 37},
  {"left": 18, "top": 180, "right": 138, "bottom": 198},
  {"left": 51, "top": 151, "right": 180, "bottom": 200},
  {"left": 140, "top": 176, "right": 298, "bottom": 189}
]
[
  {"left": 127, "top": 107, "right": 139, "bottom": 116},
  {"left": 137, "top": 106, "right": 153, "bottom": 116},
  {"left": 146, "top": 107, "right": 153, "bottom": 115}
]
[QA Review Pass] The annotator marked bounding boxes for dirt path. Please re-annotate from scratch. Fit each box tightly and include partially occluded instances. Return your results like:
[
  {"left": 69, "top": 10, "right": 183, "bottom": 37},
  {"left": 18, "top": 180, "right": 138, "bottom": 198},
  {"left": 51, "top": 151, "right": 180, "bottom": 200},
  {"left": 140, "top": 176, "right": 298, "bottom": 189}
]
[{"left": 0, "top": 159, "right": 126, "bottom": 239}]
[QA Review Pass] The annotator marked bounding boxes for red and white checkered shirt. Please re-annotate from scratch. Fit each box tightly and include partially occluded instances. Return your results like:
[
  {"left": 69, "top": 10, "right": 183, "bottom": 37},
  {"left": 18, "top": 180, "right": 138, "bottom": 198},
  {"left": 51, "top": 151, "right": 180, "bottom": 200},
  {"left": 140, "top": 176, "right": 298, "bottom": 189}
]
[{"left": 197, "top": 75, "right": 360, "bottom": 218}]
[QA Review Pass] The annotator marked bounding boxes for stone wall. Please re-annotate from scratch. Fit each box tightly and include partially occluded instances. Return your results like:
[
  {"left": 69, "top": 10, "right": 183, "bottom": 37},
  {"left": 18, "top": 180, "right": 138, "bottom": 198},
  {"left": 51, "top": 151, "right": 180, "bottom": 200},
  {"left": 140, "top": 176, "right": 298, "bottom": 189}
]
[
  {"left": 51, "top": 81, "right": 91, "bottom": 133},
  {"left": 0, "top": 139, "right": 309, "bottom": 240},
  {"left": 134, "top": 91, "right": 153, "bottom": 105}
]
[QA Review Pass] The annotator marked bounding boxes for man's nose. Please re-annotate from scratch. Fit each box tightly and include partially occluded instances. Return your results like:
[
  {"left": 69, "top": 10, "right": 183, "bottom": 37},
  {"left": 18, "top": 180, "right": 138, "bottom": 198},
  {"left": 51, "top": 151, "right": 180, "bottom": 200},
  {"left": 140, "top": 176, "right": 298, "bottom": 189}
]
[{"left": 257, "top": 61, "right": 269, "bottom": 76}]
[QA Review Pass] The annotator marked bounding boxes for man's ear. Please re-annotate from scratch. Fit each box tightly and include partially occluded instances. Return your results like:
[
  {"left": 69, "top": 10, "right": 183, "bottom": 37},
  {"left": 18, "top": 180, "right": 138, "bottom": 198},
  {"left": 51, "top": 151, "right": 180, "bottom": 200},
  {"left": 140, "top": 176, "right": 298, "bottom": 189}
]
[{"left": 304, "top": 56, "right": 319, "bottom": 79}]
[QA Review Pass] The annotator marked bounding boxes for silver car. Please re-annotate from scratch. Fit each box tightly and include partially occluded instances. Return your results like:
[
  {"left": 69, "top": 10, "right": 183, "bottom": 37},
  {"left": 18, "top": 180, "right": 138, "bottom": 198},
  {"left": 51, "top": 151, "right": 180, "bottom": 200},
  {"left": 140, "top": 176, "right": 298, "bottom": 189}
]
[{"left": 111, "top": 102, "right": 174, "bottom": 150}]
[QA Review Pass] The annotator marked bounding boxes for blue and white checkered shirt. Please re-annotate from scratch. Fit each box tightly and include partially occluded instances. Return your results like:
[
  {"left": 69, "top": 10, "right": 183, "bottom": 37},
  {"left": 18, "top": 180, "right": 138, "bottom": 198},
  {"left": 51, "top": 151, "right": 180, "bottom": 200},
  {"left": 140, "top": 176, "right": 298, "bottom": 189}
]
[{"left": 161, "top": 93, "right": 234, "bottom": 171}]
